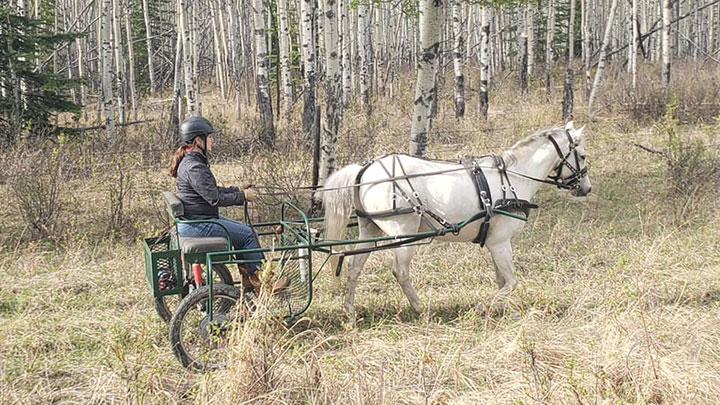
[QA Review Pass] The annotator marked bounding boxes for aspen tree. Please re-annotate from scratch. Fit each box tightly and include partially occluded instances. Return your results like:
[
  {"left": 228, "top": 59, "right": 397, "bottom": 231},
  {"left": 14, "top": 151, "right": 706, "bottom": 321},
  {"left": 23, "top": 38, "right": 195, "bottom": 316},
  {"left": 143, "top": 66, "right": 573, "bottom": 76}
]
[
  {"left": 300, "top": 0, "right": 316, "bottom": 132},
  {"left": 358, "top": 0, "right": 371, "bottom": 114},
  {"left": 101, "top": 0, "right": 116, "bottom": 139},
  {"left": 479, "top": 6, "right": 490, "bottom": 119},
  {"left": 340, "top": 0, "right": 351, "bottom": 105},
  {"left": 562, "top": 0, "right": 576, "bottom": 122},
  {"left": 588, "top": 0, "right": 619, "bottom": 117},
  {"left": 252, "top": 0, "right": 276, "bottom": 145},
  {"left": 141, "top": 0, "right": 155, "bottom": 96},
  {"left": 124, "top": 6, "right": 137, "bottom": 120},
  {"left": 112, "top": 0, "right": 126, "bottom": 123},
  {"left": 278, "top": 0, "right": 293, "bottom": 118},
  {"left": 661, "top": 0, "right": 671, "bottom": 87},
  {"left": 409, "top": 0, "right": 443, "bottom": 157},
  {"left": 451, "top": 0, "right": 465, "bottom": 118},
  {"left": 545, "top": 0, "right": 554, "bottom": 92},
  {"left": 178, "top": 0, "right": 198, "bottom": 115},
  {"left": 227, "top": 0, "right": 242, "bottom": 118},
  {"left": 320, "top": 0, "right": 341, "bottom": 185}
]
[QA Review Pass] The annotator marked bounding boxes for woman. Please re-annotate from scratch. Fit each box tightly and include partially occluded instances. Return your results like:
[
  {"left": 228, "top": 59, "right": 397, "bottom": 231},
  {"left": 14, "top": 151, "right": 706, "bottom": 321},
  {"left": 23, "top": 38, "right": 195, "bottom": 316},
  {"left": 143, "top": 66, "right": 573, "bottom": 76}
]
[{"left": 168, "top": 116, "right": 287, "bottom": 293}]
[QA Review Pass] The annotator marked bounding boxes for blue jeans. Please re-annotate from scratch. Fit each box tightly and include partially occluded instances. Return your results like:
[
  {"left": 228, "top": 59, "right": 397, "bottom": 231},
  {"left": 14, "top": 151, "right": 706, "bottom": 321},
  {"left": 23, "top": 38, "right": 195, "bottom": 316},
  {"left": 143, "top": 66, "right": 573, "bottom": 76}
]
[{"left": 177, "top": 216, "right": 264, "bottom": 274}]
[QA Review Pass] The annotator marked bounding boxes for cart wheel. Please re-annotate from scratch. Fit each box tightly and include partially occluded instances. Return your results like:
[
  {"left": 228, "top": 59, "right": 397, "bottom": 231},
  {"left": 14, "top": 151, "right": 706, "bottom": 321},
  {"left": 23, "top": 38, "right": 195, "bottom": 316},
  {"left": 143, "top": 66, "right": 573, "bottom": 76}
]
[
  {"left": 154, "top": 264, "right": 233, "bottom": 323},
  {"left": 169, "top": 284, "right": 251, "bottom": 370}
]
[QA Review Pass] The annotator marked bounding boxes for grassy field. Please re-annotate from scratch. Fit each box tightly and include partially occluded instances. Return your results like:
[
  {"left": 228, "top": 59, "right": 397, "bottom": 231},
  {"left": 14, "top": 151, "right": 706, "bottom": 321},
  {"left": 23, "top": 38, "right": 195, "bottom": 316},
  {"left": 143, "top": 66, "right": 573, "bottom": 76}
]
[{"left": 1, "top": 68, "right": 720, "bottom": 404}]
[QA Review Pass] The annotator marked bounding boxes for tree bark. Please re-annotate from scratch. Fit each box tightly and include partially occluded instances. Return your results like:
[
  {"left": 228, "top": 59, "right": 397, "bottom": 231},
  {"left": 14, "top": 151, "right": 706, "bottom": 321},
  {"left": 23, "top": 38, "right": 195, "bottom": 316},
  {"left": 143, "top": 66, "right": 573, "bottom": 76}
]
[
  {"left": 479, "top": 6, "right": 489, "bottom": 119},
  {"left": 300, "top": 0, "right": 317, "bottom": 132},
  {"left": 588, "top": 0, "right": 619, "bottom": 118},
  {"left": 142, "top": 0, "right": 156, "bottom": 96},
  {"left": 112, "top": 0, "right": 126, "bottom": 123},
  {"left": 562, "top": 0, "right": 576, "bottom": 122},
  {"left": 631, "top": 0, "right": 638, "bottom": 89},
  {"left": 357, "top": 0, "right": 371, "bottom": 114},
  {"left": 320, "top": 0, "right": 341, "bottom": 185},
  {"left": 179, "top": 0, "right": 198, "bottom": 116},
  {"left": 451, "top": 0, "right": 465, "bottom": 118},
  {"left": 409, "top": 0, "right": 443, "bottom": 157},
  {"left": 101, "top": 0, "right": 116, "bottom": 140},
  {"left": 340, "top": 0, "right": 351, "bottom": 106},
  {"left": 227, "top": 0, "right": 242, "bottom": 118},
  {"left": 277, "top": 0, "right": 293, "bottom": 118},
  {"left": 661, "top": 0, "right": 671, "bottom": 87},
  {"left": 252, "top": 0, "right": 275, "bottom": 146},
  {"left": 545, "top": 0, "right": 555, "bottom": 92},
  {"left": 124, "top": 5, "right": 137, "bottom": 120}
]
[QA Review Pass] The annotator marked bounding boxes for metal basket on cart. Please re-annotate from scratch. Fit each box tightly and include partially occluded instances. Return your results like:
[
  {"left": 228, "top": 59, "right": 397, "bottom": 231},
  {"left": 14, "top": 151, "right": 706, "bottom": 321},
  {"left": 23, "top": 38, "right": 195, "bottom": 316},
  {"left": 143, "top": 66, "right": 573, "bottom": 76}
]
[{"left": 143, "top": 234, "right": 183, "bottom": 297}]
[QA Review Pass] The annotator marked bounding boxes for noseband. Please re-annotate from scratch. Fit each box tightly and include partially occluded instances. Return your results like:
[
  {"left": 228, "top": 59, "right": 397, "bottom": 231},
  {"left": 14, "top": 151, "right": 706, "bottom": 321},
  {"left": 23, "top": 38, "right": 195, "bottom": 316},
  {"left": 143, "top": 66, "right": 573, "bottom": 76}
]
[{"left": 547, "top": 131, "right": 588, "bottom": 190}]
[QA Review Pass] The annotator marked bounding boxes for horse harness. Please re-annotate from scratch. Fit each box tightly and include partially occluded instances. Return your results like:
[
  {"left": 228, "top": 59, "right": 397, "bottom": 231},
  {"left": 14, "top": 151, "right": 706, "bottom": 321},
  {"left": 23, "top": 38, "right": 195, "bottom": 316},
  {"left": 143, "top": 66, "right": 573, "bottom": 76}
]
[{"left": 351, "top": 130, "right": 586, "bottom": 247}]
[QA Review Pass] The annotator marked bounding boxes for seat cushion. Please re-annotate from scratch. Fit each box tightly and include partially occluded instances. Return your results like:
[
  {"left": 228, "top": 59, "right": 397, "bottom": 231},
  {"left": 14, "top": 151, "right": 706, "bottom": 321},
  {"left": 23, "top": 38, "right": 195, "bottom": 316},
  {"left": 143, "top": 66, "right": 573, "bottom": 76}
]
[{"left": 178, "top": 236, "right": 229, "bottom": 253}]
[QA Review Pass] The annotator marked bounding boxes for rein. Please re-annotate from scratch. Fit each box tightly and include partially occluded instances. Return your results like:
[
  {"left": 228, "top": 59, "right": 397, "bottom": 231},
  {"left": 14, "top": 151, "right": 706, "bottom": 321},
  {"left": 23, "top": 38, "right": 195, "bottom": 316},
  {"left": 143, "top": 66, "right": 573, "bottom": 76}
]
[{"left": 256, "top": 131, "right": 587, "bottom": 196}]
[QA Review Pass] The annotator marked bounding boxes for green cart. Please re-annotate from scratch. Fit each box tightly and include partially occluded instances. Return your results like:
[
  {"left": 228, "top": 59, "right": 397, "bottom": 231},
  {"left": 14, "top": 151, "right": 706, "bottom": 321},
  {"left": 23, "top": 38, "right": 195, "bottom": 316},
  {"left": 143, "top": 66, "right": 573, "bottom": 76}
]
[{"left": 144, "top": 192, "right": 527, "bottom": 370}]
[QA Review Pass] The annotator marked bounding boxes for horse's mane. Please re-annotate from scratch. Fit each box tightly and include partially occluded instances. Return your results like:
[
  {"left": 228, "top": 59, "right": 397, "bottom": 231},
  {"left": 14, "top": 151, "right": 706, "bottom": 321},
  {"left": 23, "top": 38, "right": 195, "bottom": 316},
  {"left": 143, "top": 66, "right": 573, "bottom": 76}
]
[{"left": 501, "top": 126, "right": 563, "bottom": 167}]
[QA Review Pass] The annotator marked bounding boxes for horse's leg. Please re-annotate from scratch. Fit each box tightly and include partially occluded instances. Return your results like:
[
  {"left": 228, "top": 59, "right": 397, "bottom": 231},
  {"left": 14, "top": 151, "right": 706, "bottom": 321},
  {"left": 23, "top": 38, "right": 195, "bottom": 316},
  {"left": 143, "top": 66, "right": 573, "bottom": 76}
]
[
  {"left": 392, "top": 245, "right": 422, "bottom": 313},
  {"left": 344, "top": 218, "right": 382, "bottom": 319},
  {"left": 486, "top": 239, "right": 517, "bottom": 300}
]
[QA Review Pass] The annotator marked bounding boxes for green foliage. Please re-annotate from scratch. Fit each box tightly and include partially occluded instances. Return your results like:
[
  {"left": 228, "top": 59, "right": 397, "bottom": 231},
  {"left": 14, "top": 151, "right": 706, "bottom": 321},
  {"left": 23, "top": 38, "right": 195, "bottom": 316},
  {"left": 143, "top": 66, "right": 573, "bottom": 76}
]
[
  {"left": 660, "top": 102, "right": 720, "bottom": 199},
  {"left": 0, "top": 5, "right": 82, "bottom": 139}
]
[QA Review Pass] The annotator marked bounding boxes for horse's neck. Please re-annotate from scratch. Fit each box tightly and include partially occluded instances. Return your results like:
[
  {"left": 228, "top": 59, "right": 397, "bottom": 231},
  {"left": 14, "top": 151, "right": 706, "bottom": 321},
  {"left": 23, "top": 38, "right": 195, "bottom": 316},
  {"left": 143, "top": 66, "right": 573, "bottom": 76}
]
[{"left": 508, "top": 141, "right": 560, "bottom": 198}]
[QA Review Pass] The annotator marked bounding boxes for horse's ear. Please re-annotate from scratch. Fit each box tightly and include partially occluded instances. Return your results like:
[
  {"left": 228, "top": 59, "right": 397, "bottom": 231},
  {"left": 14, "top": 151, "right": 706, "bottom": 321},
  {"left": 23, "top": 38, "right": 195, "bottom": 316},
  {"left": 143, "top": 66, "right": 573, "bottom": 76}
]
[
  {"left": 565, "top": 120, "right": 575, "bottom": 131},
  {"left": 573, "top": 125, "right": 586, "bottom": 141}
]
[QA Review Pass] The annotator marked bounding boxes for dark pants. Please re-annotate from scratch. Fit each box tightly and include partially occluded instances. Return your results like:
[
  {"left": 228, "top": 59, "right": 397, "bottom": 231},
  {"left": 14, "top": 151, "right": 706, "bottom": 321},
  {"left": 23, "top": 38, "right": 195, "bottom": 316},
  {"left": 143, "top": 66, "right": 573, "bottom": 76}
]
[{"left": 177, "top": 216, "right": 264, "bottom": 274}]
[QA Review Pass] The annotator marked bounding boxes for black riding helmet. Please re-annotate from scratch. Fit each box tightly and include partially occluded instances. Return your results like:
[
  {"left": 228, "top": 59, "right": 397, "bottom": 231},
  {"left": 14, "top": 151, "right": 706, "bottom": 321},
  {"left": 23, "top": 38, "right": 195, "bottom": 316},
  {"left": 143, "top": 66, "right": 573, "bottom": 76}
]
[{"left": 178, "top": 116, "right": 218, "bottom": 144}]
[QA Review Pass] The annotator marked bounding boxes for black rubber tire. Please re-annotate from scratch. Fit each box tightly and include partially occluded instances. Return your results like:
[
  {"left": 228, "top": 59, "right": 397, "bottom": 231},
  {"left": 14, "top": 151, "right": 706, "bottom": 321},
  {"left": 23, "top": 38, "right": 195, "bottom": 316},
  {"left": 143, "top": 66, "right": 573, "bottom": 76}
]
[
  {"left": 153, "top": 264, "right": 233, "bottom": 323},
  {"left": 169, "top": 283, "right": 245, "bottom": 370}
]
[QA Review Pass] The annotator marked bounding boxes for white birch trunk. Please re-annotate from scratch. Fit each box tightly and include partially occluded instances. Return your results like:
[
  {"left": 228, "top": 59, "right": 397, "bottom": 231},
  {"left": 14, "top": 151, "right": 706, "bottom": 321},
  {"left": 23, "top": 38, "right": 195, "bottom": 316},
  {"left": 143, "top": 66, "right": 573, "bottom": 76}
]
[
  {"left": 252, "top": 0, "right": 275, "bottom": 145},
  {"left": 210, "top": 1, "right": 226, "bottom": 98},
  {"left": 340, "top": 0, "right": 351, "bottom": 105},
  {"left": 227, "top": 0, "right": 242, "bottom": 118},
  {"left": 527, "top": 4, "right": 535, "bottom": 76},
  {"left": 562, "top": 0, "right": 576, "bottom": 122},
  {"left": 101, "top": 0, "right": 116, "bottom": 139},
  {"left": 582, "top": 0, "right": 591, "bottom": 99},
  {"left": 124, "top": 6, "right": 137, "bottom": 120},
  {"left": 661, "top": 0, "right": 671, "bottom": 87},
  {"left": 358, "top": 1, "right": 370, "bottom": 114},
  {"left": 631, "top": 0, "right": 638, "bottom": 89},
  {"left": 451, "top": 0, "right": 465, "bottom": 118},
  {"left": 300, "top": 0, "right": 316, "bottom": 132},
  {"left": 479, "top": 6, "right": 489, "bottom": 119},
  {"left": 112, "top": 0, "right": 126, "bottom": 123},
  {"left": 409, "top": 0, "right": 443, "bottom": 157},
  {"left": 588, "top": 0, "right": 619, "bottom": 117},
  {"left": 320, "top": 0, "right": 341, "bottom": 185},
  {"left": 278, "top": 0, "right": 293, "bottom": 118},
  {"left": 179, "top": 0, "right": 198, "bottom": 116},
  {"left": 545, "top": 0, "right": 555, "bottom": 91},
  {"left": 141, "top": 0, "right": 156, "bottom": 96}
]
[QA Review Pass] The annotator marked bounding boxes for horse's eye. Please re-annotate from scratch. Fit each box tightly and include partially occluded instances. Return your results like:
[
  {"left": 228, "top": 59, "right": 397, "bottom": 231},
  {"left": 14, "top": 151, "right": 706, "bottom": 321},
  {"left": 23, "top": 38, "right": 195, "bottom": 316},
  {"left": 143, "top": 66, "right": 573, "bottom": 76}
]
[{"left": 580, "top": 155, "right": 587, "bottom": 160}]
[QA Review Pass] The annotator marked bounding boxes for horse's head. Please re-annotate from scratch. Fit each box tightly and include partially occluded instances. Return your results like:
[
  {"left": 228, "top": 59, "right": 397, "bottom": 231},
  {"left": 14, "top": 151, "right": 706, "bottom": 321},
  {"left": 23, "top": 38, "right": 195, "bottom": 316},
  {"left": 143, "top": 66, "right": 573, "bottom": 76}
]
[{"left": 549, "top": 122, "right": 591, "bottom": 197}]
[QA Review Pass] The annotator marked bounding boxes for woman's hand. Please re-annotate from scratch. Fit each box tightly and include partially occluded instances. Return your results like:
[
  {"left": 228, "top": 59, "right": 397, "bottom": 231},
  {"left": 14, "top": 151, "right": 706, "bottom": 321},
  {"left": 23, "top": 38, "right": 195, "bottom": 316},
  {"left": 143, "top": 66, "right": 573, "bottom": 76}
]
[{"left": 243, "top": 187, "right": 259, "bottom": 202}]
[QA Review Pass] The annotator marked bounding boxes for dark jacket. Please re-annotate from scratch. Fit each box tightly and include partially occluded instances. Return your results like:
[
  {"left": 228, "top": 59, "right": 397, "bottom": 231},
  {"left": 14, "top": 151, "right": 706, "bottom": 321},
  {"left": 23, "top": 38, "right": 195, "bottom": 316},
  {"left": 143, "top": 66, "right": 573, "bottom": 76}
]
[{"left": 175, "top": 151, "right": 245, "bottom": 220}]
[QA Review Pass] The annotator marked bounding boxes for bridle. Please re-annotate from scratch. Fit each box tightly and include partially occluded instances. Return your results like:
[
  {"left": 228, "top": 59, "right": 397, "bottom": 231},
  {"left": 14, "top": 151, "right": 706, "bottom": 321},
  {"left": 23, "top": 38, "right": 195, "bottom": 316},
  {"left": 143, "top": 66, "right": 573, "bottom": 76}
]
[
  {"left": 505, "top": 130, "right": 588, "bottom": 191},
  {"left": 546, "top": 130, "right": 588, "bottom": 190}
]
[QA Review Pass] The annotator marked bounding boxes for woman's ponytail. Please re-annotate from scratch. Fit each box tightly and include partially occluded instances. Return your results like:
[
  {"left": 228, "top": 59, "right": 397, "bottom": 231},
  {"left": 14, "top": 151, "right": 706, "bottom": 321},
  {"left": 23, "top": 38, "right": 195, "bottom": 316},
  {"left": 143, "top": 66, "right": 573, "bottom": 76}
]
[{"left": 169, "top": 145, "right": 187, "bottom": 177}]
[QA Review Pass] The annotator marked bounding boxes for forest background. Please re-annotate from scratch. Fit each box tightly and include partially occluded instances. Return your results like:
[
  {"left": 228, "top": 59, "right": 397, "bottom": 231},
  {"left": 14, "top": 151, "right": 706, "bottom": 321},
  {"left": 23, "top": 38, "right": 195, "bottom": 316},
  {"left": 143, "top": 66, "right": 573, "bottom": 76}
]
[{"left": 1, "top": 0, "right": 720, "bottom": 403}]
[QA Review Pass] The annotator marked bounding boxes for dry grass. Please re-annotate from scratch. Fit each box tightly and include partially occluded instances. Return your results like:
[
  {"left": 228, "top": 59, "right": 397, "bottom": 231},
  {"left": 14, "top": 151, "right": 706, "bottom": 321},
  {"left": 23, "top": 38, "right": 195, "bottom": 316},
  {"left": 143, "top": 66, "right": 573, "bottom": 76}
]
[{"left": 1, "top": 66, "right": 720, "bottom": 404}]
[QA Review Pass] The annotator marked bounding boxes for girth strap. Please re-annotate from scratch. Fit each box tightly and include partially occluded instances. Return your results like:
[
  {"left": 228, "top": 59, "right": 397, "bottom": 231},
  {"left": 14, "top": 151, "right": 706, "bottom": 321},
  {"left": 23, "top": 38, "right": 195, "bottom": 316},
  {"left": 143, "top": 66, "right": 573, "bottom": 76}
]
[{"left": 461, "top": 156, "right": 493, "bottom": 246}]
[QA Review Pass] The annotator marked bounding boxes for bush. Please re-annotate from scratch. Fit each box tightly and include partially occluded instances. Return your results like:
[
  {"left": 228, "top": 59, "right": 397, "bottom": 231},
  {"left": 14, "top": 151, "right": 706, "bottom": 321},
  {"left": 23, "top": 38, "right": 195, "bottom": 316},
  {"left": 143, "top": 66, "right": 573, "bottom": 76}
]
[{"left": 6, "top": 141, "right": 66, "bottom": 239}]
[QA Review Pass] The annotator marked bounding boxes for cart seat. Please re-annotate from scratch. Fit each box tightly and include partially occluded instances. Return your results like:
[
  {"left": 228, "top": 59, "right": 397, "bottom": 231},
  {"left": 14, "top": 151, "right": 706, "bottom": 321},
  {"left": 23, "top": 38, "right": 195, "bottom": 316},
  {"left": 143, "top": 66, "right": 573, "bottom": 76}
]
[{"left": 178, "top": 236, "right": 229, "bottom": 254}]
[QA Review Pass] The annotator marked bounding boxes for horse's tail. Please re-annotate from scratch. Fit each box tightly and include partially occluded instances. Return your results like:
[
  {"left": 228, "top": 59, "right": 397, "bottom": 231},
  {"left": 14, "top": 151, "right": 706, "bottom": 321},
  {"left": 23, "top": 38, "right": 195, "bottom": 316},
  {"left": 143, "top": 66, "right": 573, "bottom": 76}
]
[{"left": 322, "top": 164, "right": 363, "bottom": 275}]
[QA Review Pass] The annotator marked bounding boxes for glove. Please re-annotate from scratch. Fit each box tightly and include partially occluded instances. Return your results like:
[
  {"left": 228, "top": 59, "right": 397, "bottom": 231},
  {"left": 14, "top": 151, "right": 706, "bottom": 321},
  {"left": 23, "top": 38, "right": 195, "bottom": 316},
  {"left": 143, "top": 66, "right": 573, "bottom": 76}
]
[{"left": 243, "top": 187, "right": 259, "bottom": 202}]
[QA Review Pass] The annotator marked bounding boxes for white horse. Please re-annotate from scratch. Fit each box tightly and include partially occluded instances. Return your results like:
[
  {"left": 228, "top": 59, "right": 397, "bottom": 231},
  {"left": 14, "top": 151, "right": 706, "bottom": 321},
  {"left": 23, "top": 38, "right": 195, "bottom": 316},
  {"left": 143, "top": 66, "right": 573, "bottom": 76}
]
[{"left": 322, "top": 122, "right": 591, "bottom": 317}]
